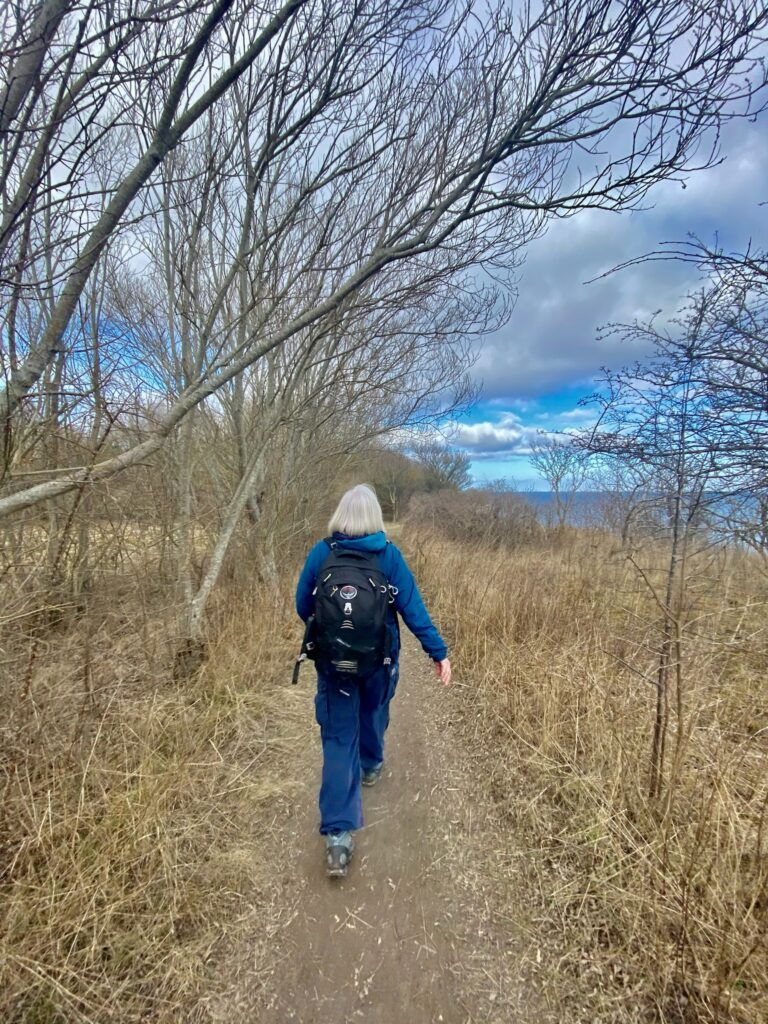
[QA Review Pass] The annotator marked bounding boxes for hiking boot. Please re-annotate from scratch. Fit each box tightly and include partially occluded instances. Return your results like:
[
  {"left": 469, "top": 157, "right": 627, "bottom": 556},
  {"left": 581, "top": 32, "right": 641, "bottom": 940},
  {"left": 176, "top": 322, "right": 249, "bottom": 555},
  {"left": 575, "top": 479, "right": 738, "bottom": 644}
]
[
  {"left": 361, "top": 763, "right": 383, "bottom": 787},
  {"left": 325, "top": 831, "right": 354, "bottom": 878}
]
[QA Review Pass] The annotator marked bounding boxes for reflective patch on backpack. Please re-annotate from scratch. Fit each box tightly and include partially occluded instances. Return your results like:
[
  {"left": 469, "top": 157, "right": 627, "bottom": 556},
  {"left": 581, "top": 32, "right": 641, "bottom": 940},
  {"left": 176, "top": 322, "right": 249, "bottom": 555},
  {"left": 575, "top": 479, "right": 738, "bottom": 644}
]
[{"left": 340, "top": 585, "right": 357, "bottom": 600}]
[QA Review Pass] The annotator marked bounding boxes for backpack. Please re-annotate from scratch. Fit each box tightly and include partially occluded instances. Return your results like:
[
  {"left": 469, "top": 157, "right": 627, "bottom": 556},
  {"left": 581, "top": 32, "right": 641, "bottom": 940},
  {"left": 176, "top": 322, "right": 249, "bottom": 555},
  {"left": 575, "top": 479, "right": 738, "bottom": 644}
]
[{"left": 308, "top": 538, "right": 394, "bottom": 678}]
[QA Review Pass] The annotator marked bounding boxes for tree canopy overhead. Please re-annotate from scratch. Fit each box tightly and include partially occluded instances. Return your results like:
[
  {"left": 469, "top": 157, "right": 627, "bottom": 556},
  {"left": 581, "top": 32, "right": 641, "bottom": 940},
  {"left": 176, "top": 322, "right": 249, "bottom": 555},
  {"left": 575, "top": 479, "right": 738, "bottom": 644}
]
[{"left": 2, "top": 0, "right": 767, "bottom": 519}]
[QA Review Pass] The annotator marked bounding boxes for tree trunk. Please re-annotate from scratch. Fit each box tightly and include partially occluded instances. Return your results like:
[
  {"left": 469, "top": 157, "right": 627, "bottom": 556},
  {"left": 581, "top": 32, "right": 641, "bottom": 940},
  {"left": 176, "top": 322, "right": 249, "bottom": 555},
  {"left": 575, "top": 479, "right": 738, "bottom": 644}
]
[
  {"left": 174, "top": 443, "right": 268, "bottom": 676},
  {"left": 649, "top": 493, "right": 683, "bottom": 800},
  {"left": 175, "top": 412, "right": 195, "bottom": 619}
]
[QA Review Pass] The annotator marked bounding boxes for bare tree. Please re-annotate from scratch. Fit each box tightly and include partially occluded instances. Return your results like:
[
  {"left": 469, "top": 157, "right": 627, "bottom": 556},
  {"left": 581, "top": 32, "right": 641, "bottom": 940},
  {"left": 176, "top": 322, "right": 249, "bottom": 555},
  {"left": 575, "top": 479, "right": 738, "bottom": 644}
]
[
  {"left": 179, "top": 305, "right": 476, "bottom": 648},
  {"left": 134, "top": 163, "right": 482, "bottom": 645},
  {"left": 579, "top": 288, "right": 759, "bottom": 798},
  {"left": 2, "top": 0, "right": 767, "bottom": 520},
  {"left": 412, "top": 441, "right": 472, "bottom": 492},
  {"left": 529, "top": 435, "right": 590, "bottom": 529},
  {"left": 365, "top": 448, "right": 425, "bottom": 521}
]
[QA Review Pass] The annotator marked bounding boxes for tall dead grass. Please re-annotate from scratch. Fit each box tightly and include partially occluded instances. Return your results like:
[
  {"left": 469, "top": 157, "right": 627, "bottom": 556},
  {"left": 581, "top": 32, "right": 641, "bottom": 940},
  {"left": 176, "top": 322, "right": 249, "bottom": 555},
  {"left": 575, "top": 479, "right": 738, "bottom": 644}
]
[
  {"left": 411, "top": 530, "right": 768, "bottom": 1023},
  {"left": 0, "top": 549, "right": 303, "bottom": 1023}
]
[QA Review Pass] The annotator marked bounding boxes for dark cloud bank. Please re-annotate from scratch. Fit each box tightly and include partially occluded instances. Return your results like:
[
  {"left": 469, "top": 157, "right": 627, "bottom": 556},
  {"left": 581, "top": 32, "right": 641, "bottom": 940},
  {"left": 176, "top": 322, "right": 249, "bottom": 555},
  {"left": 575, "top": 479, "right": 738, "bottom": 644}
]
[{"left": 472, "top": 119, "right": 768, "bottom": 403}]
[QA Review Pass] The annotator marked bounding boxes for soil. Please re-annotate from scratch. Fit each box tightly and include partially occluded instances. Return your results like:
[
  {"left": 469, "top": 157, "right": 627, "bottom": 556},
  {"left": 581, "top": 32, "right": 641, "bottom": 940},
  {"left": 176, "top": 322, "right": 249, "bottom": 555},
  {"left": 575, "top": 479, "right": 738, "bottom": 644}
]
[{"left": 205, "top": 635, "right": 547, "bottom": 1024}]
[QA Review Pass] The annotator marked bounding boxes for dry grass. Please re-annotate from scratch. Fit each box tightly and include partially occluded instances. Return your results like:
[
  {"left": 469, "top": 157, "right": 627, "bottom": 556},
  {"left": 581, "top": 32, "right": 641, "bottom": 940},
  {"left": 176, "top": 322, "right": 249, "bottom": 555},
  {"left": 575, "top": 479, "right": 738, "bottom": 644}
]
[
  {"left": 3, "top": 513, "right": 766, "bottom": 1023},
  {"left": 410, "top": 529, "right": 768, "bottom": 1024},
  {"left": 0, "top": 554, "right": 303, "bottom": 1023}
]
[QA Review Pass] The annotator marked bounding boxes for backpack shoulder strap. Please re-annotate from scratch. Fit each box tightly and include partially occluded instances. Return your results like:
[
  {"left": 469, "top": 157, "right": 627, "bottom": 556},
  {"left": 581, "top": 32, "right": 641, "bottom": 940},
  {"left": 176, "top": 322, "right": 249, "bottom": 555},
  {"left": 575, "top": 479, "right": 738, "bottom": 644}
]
[
  {"left": 319, "top": 538, "right": 388, "bottom": 577},
  {"left": 316, "top": 537, "right": 336, "bottom": 574}
]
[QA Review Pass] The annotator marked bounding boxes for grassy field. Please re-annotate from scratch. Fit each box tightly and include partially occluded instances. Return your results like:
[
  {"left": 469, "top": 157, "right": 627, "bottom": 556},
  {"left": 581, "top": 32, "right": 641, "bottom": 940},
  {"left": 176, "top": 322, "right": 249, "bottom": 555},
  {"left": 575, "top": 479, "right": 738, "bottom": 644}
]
[
  {"left": 2, "top": 521, "right": 766, "bottom": 1022},
  {"left": 0, "top": 556, "right": 303, "bottom": 1023},
  {"left": 409, "top": 528, "right": 768, "bottom": 1023}
]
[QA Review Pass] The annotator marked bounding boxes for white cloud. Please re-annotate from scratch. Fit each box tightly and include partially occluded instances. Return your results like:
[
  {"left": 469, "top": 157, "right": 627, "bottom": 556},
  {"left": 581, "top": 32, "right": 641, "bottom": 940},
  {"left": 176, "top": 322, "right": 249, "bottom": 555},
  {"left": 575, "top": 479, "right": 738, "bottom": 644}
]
[
  {"left": 558, "top": 407, "right": 597, "bottom": 421},
  {"left": 446, "top": 403, "right": 602, "bottom": 460},
  {"left": 446, "top": 410, "right": 539, "bottom": 456}
]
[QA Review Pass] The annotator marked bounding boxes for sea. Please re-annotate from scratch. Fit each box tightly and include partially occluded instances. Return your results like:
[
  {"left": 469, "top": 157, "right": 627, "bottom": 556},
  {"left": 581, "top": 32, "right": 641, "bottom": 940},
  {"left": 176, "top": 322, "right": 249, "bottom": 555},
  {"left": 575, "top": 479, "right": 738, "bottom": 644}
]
[{"left": 518, "top": 490, "right": 606, "bottom": 525}]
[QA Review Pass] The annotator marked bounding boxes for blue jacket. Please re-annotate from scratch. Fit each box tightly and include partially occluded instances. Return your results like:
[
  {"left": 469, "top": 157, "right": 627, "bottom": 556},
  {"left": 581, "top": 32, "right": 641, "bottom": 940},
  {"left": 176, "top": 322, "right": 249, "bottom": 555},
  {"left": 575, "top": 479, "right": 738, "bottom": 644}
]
[{"left": 295, "top": 531, "right": 447, "bottom": 662}]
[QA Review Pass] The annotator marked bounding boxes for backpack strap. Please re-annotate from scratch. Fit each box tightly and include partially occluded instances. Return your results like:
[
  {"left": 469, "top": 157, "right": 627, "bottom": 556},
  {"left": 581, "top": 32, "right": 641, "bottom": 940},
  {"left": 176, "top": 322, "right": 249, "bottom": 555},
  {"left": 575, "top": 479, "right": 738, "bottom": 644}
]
[{"left": 322, "top": 536, "right": 388, "bottom": 572}]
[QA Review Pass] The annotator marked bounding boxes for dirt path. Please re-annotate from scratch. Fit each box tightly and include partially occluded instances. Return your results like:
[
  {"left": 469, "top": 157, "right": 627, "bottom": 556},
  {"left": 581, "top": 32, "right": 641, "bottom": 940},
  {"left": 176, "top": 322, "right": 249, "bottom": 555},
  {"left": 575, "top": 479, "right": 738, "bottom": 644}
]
[{"left": 207, "top": 636, "right": 542, "bottom": 1024}]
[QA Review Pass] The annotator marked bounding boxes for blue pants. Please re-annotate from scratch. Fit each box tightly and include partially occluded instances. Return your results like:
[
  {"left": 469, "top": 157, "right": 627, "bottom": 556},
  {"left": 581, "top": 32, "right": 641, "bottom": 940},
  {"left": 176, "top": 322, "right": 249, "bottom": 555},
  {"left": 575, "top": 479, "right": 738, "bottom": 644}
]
[{"left": 314, "top": 659, "right": 399, "bottom": 834}]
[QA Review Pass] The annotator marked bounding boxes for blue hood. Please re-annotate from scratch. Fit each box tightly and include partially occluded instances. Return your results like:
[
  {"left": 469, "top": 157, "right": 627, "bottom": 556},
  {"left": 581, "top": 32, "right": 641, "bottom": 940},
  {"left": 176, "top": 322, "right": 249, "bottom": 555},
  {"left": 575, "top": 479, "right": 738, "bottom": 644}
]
[{"left": 332, "top": 530, "right": 387, "bottom": 553}]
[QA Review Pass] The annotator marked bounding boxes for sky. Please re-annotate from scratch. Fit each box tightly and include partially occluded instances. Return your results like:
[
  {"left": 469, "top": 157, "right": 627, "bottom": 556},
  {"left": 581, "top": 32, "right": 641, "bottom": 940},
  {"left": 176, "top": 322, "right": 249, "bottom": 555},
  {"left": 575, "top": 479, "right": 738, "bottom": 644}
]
[{"left": 444, "top": 116, "right": 768, "bottom": 490}]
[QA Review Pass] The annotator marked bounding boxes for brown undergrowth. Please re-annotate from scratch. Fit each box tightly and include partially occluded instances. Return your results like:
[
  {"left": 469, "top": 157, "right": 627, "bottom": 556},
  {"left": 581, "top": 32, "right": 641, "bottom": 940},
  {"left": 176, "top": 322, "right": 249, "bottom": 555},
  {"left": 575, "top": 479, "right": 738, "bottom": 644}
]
[
  {"left": 0, "top": 553, "right": 302, "bottom": 1023},
  {"left": 410, "top": 529, "right": 768, "bottom": 1024}
]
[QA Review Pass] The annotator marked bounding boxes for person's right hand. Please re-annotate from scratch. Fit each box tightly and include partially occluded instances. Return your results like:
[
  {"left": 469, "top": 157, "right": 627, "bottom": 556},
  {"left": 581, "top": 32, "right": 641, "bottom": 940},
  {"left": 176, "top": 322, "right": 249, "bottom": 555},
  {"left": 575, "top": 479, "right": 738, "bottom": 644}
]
[{"left": 433, "top": 658, "right": 452, "bottom": 686}]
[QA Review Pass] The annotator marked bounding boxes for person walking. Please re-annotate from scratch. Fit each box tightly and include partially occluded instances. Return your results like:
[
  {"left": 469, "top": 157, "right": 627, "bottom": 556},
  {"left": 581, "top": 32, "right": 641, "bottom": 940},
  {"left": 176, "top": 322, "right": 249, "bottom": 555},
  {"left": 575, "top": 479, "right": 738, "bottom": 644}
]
[{"left": 295, "top": 483, "right": 451, "bottom": 877}]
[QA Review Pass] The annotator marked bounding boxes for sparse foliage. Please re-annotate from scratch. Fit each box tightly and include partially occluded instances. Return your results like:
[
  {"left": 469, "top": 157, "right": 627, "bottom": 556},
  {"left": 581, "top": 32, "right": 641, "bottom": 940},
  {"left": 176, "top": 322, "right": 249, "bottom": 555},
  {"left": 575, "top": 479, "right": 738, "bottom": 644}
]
[
  {"left": 529, "top": 435, "right": 590, "bottom": 529},
  {"left": 412, "top": 441, "right": 473, "bottom": 492},
  {"left": 2, "top": 4, "right": 768, "bottom": 1021},
  {"left": 3, "top": 0, "right": 767, "bottom": 517},
  {"left": 407, "top": 485, "right": 540, "bottom": 548},
  {"left": 581, "top": 276, "right": 768, "bottom": 797}
]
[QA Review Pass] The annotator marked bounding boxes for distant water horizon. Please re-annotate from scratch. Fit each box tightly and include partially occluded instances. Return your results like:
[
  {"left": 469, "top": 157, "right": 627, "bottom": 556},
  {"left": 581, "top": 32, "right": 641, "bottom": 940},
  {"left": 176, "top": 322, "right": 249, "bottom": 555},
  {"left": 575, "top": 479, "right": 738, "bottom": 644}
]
[
  {"left": 487, "top": 488, "right": 606, "bottom": 504},
  {"left": 515, "top": 490, "right": 600, "bottom": 501},
  {"left": 512, "top": 490, "right": 605, "bottom": 523},
  {"left": 485, "top": 489, "right": 760, "bottom": 536}
]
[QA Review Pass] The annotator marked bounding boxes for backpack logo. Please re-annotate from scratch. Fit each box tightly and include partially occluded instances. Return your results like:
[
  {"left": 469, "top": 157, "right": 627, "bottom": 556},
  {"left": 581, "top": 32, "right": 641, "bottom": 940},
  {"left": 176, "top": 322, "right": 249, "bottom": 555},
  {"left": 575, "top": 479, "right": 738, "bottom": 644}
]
[{"left": 340, "top": 586, "right": 357, "bottom": 600}]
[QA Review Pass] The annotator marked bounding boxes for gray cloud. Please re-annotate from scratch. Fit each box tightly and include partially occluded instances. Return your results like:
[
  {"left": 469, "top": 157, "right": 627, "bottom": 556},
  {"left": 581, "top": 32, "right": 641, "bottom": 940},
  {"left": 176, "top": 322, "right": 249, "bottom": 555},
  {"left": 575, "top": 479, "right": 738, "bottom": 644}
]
[{"left": 473, "top": 119, "right": 768, "bottom": 400}]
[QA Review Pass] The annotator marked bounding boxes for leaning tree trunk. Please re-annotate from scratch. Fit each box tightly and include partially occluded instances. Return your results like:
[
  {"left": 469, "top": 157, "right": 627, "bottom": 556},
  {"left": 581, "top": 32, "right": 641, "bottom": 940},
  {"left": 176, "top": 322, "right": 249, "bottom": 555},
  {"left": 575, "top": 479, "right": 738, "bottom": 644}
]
[
  {"left": 244, "top": 489, "right": 280, "bottom": 583},
  {"left": 174, "top": 442, "right": 268, "bottom": 678}
]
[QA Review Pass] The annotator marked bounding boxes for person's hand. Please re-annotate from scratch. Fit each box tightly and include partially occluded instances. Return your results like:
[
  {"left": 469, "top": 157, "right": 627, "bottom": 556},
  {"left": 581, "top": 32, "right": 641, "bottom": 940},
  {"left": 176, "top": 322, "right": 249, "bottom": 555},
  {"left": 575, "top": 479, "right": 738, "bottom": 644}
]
[{"left": 433, "top": 658, "right": 451, "bottom": 686}]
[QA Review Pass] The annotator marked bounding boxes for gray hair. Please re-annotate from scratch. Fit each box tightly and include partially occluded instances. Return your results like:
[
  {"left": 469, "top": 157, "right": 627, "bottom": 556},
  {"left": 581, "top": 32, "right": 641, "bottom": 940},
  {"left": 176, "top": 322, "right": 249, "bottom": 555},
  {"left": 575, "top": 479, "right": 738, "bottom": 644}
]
[{"left": 328, "top": 484, "right": 385, "bottom": 537}]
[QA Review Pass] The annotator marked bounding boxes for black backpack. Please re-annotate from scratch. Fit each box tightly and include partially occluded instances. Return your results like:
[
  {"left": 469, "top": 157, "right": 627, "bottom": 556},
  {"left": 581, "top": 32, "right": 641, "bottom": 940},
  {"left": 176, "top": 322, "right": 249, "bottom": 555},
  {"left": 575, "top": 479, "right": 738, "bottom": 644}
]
[{"left": 307, "top": 539, "right": 394, "bottom": 678}]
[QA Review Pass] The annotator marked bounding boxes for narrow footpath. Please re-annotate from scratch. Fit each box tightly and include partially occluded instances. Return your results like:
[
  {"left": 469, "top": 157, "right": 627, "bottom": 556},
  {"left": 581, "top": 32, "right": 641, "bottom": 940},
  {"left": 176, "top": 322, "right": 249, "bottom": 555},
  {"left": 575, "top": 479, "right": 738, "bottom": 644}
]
[{"left": 207, "top": 636, "right": 546, "bottom": 1024}]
